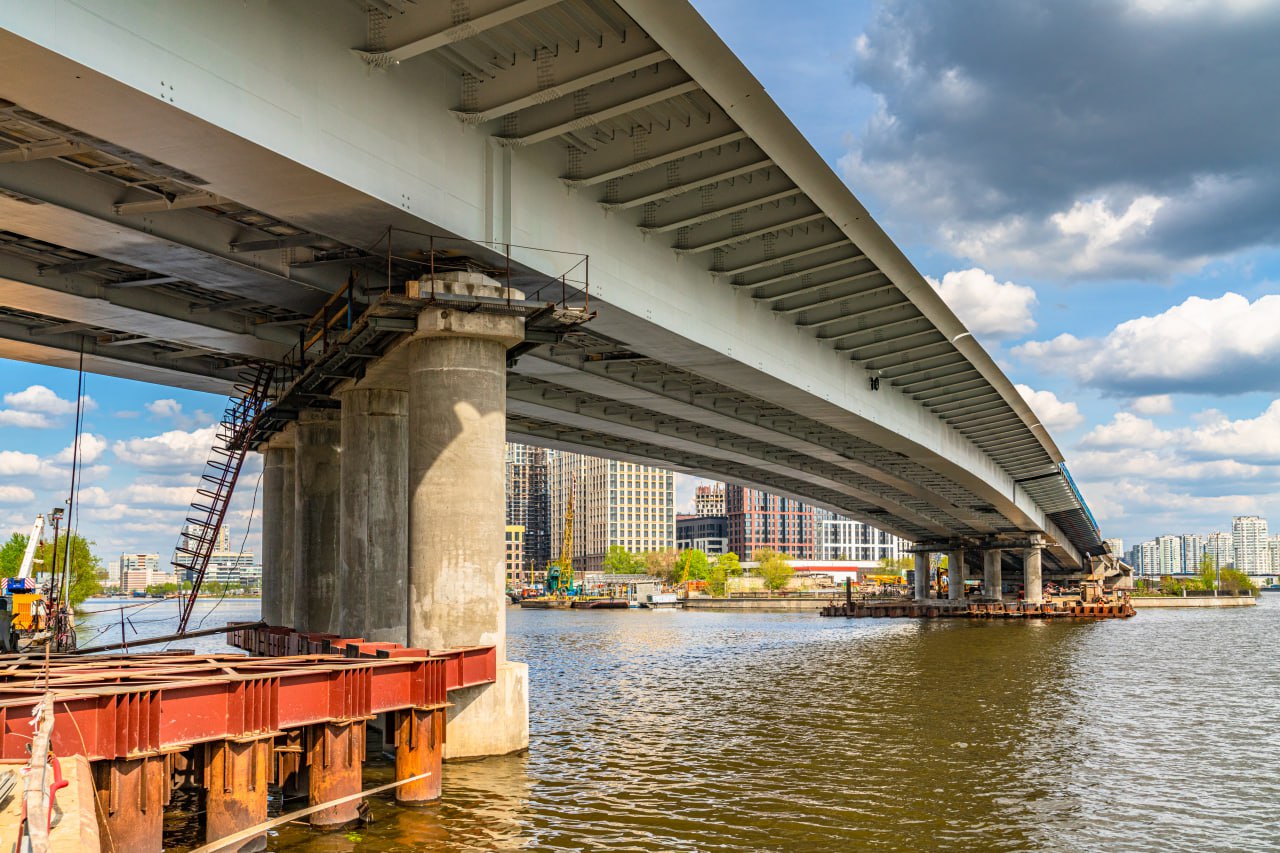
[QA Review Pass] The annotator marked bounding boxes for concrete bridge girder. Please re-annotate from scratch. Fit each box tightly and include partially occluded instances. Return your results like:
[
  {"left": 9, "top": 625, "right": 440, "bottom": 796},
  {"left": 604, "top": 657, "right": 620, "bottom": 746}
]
[{"left": 0, "top": 1, "right": 1086, "bottom": 567}]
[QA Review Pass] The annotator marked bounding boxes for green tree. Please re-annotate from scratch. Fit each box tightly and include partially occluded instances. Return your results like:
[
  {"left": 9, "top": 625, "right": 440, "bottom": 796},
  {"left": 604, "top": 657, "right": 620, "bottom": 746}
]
[
  {"left": 707, "top": 552, "right": 742, "bottom": 597},
  {"left": 602, "top": 545, "right": 644, "bottom": 574},
  {"left": 642, "top": 549, "right": 680, "bottom": 584},
  {"left": 754, "top": 548, "right": 794, "bottom": 594},
  {"left": 675, "top": 549, "right": 710, "bottom": 583},
  {"left": 0, "top": 532, "right": 30, "bottom": 578},
  {"left": 877, "top": 555, "right": 912, "bottom": 576},
  {"left": 36, "top": 533, "right": 102, "bottom": 607},
  {"left": 1219, "top": 569, "right": 1257, "bottom": 595},
  {"left": 145, "top": 582, "right": 180, "bottom": 596}
]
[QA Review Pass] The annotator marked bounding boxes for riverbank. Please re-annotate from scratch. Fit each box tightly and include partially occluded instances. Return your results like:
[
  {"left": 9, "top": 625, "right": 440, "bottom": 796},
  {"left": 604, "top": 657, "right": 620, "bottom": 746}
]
[
  {"left": 681, "top": 597, "right": 831, "bottom": 612},
  {"left": 1130, "top": 595, "right": 1256, "bottom": 608}
]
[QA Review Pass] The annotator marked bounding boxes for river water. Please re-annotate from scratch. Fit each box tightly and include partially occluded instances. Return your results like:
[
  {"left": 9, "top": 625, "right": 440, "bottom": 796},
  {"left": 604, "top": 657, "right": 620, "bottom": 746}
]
[{"left": 79, "top": 596, "right": 1280, "bottom": 851}]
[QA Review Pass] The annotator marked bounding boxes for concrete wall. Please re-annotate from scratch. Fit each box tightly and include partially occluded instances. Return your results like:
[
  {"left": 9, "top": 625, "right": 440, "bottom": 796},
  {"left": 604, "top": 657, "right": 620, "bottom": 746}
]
[{"left": 1130, "top": 596, "right": 1257, "bottom": 608}]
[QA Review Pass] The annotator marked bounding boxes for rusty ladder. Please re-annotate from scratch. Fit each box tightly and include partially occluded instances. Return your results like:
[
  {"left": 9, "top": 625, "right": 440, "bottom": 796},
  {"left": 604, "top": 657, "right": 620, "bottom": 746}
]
[{"left": 175, "top": 363, "right": 273, "bottom": 635}]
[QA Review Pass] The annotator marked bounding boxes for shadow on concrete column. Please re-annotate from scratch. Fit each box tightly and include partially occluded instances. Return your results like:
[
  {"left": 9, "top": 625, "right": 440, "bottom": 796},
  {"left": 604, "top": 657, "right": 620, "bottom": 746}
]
[
  {"left": 948, "top": 548, "right": 965, "bottom": 600},
  {"left": 407, "top": 273, "right": 529, "bottom": 760},
  {"left": 295, "top": 409, "right": 341, "bottom": 634},
  {"left": 984, "top": 549, "right": 1003, "bottom": 602},
  {"left": 339, "top": 385, "right": 408, "bottom": 644},
  {"left": 261, "top": 434, "right": 293, "bottom": 627}
]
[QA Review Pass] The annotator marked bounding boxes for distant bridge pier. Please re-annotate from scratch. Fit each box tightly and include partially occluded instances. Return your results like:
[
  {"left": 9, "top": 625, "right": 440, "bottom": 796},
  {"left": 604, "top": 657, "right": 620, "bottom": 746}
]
[
  {"left": 260, "top": 434, "right": 291, "bottom": 627},
  {"left": 294, "top": 409, "right": 342, "bottom": 633},
  {"left": 338, "top": 383, "right": 409, "bottom": 643},
  {"left": 405, "top": 273, "right": 529, "bottom": 759},
  {"left": 1023, "top": 543, "right": 1044, "bottom": 604},
  {"left": 948, "top": 548, "right": 966, "bottom": 601},
  {"left": 984, "top": 549, "right": 1003, "bottom": 601},
  {"left": 914, "top": 552, "right": 930, "bottom": 601}
]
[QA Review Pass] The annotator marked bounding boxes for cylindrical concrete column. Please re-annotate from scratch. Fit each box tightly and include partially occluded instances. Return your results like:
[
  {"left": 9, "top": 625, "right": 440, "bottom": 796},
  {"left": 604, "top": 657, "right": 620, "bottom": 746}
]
[
  {"left": 294, "top": 409, "right": 341, "bottom": 634},
  {"left": 947, "top": 548, "right": 965, "bottom": 600},
  {"left": 1023, "top": 545, "right": 1044, "bottom": 604},
  {"left": 913, "top": 552, "right": 929, "bottom": 600},
  {"left": 278, "top": 434, "right": 297, "bottom": 628},
  {"left": 407, "top": 272, "right": 528, "bottom": 759},
  {"left": 261, "top": 446, "right": 285, "bottom": 626},
  {"left": 984, "top": 549, "right": 1003, "bottom": 601},
  {"left": 339, "top": 385, "right": 408, "bottom": 644},
  {"left": 408, "top": 333, "right": 509, "bottom": 656}
]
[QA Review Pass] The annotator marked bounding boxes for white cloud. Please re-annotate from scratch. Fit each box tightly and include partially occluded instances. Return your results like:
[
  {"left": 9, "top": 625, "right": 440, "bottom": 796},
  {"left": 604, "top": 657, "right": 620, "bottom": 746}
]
[
  {"left": 146, "top": 399, "right": 183, "bottom": 418},
  {"left": 0, "top": 410, "right": 52, "bottom": 429},
  {"left": 52, "top": 434, "right": 109, "bottom": 465},
  {"left": 2, "top": 385, "right": 95, "bottom": 415},
  {"left": 926, "top": 268, "right": 1037, "bottom": 338},
  {"left": 118, "top": 484, "right": 197, "bottom": 507},
  {"left": 0, "top": 451, "right": 41, "bottom": 477},
  {"left": 1014, "top": 384, "right": 1083, "bottom": 431},
  {"left": 0, "top": 485, "right": 35, "bottom": 504},
  {"left": 1015, "top": 292, "right": 1280, "bottom": 395},
  {"left": 1130, "top": 395, "right": 1174, "bottom": 416},
  {"left": 112, "top": 425, "right": 216, "bottom": 469},
  {"left": 1184, "top": 400, "right": 1280, "bottom": 464},
  {"left": 1081, "top": 413, "right": 1178, "bottom": 450}
]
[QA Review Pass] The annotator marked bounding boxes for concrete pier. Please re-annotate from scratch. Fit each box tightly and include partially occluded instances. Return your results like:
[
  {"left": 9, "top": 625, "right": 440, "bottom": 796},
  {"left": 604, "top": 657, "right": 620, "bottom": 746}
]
[
  {"left": 406, "top": 274, "right": 529, "bottom": 759},
  {"left": 913, "top": 552, "right": 929, "bottom": 600},
  {"left": 295, "top": 409, "right": 341, "bottom": 633},
  {"left": 947, "top": 548, "right": 965, "bottom": 600},
  {"left": 984, "top": 549, "right": 1003, "bottom": 601},
  {"left": 1023, "top": 545, "right": 1044, "bottom": 604},
  {"left": 276, "top": 428, "right": 297, "bottom": 629},
  {"left": 260, "top": 439, "right": 290, "bottom": 626},
  {"left": 338, "top": 385, "right": 409, "bottom": 644}
]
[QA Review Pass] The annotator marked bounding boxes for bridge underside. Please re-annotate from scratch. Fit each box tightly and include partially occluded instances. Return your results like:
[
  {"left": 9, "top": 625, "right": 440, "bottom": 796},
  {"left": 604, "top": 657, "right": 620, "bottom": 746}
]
[{"left": 0, "top": 2, "right": 1102, "bottom": 574}]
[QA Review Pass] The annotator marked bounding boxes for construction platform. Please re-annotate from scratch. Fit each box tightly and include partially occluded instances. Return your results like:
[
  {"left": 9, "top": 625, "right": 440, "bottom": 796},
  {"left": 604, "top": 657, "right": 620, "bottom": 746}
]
[
  {"left": 0, "top": 627, "right": 496, "bottom": 852},
  {"left": 820, "top": 600, "right": 1136, "bottom": 619}
]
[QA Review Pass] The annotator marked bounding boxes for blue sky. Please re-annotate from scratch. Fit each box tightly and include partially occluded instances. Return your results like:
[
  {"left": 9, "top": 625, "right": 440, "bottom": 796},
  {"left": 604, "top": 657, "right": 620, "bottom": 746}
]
[{"left": 5, "top": 0, "right": 1280, "bottom": 560}]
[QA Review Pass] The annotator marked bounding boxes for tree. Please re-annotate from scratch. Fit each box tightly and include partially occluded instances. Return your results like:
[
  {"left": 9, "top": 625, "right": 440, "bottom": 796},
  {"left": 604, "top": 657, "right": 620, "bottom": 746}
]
[
  {"left": 0, "top": 532, "right": 29, "bottom": 578},
  {"left": 716, "top": 552, "right": 743, "bottom": 578},
  {"left": 1219, "top": 569, "right": 1258, "bottom": 596},
  {"left": 675, "top": 549, "right": 710, "bottom": 583},
  {"left": 754, "top": 548, "right": 794, "bottom": 594},
  {"left": 877, "top": 555, "right": 912, "bottom": 576},
  {"left": 642, "top": 549, "right": 680, "bottom": 584},
  {"left": 603, "top": 545, "right": 643, "bottom": 574},
  {"left": 35, "top": 534, "right": 102, "bottom": 607},
  {"left": 707, "top": 552, "right": 741, "bottom": 597}
]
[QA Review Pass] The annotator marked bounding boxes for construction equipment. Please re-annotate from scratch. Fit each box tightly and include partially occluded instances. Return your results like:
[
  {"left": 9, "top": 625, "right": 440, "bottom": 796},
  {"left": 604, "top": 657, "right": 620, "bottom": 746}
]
[
  {"left": 1, "top": 514, "right": 47, "bottom": 651},
  {"left": 544, "top": 474, "right": 576, "bottom": 596}
]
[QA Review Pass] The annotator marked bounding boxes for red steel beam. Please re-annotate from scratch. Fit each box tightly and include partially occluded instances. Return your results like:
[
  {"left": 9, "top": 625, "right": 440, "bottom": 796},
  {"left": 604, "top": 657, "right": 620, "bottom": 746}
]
[{"left": 0, "top": 628, "right": 495, "bottom": 762}]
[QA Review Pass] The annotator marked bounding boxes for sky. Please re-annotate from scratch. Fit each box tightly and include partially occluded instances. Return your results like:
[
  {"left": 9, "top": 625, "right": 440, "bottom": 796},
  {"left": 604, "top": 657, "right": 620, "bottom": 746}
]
[{"left": 4, "top": 0, "right": 1280, "bottom": 560}]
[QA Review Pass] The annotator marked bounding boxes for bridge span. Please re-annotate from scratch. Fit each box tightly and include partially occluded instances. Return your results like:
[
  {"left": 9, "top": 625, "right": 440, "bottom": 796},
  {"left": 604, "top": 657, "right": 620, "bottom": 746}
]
[{"left": 0, "top": 0, "right": 1107, "bottom": 760}]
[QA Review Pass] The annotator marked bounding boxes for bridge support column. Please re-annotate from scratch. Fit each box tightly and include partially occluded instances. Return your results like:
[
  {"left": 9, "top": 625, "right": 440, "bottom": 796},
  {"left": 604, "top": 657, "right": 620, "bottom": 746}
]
[
  {"left": 913, "top": 552, "right": 929, "bottom": 600},
  {"left": 947, "top": 548, "right": 965, "bottom": 600},
  {"left": 339, "top": 385, "right": 409, "bottom": 644},
  {"left": 407, "top": 273, "right": 529, "bottom": 760},
  {"left": 261, "top": 434, "right": 293, "bottom": 627},
  {"left": 1023, "top": 545, "right": 1044, "bottom": 604},
  {"left": 295, "top": 408, "right": 341, "bottom": 633},
  {"left": 984, "top": 549, "right": 1003, "bottom": 601}
]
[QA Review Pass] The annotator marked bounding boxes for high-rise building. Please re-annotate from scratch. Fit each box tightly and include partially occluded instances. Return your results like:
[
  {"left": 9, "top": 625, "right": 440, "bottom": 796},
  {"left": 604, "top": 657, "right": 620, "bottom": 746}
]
[
  {"left": 549, "top": 451, "right": 675, "bottom": 573},
  {"left": 505, "top": 443, "right": 551, "bottom": 574},
  {"left": 676, "top": 514, "right": 728, "bottom": 555},
  {"left": 1205, "top": 531, "right": 1234, "bottom": 570},
  {"left": 725, "top": 486, "right": 816, "bottom": 559},
  {"left": 1103, "top": 537, "right": 1124, "bottom": 557},
  {"left": 1179, "top": 534, "right": 1207, "bottom": 573},
  {"left": 1232, "top": 516, "right": 1269, "bottom": 574},
  {"left": 1129, "top": 539, "right": 1161, "bottom": 578},
  {"left": 505, "top": 525, "right": 526, "bottom": 586},
  {"left": 694, "top": 483, "right": 726, "bottom": 517},
  {"left": 815, "top": 510, "right": 907, "bottom": 562},
  {"left": 1156, "top": 535, "right": 1183, "bottom": 575},
  {"left": 1268, "top": 535, "right": 1280, "bottom": 574}
]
